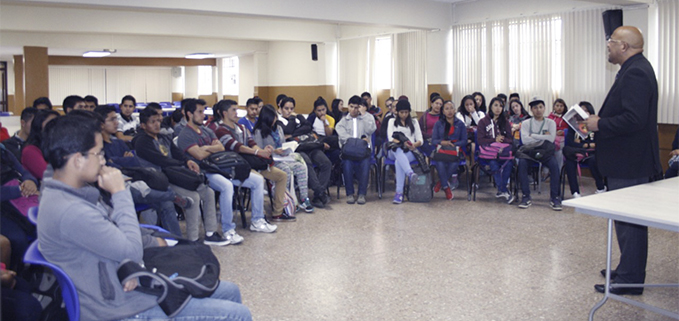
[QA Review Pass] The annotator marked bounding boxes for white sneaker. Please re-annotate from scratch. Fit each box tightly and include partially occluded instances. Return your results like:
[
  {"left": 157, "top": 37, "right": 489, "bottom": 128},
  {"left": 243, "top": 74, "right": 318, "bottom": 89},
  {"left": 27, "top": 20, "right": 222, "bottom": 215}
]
[
  {"left": 573, "top": 192, "right": 582, "bottom": 198},
  {"left": 595, "top": 187, "right": 607, "bottom": 194},
  {"left": 224, "top": 229, "right": 244, "bottom": 245},
  {"left": 250, "top": 218, "right": 277, "bottom": 233}
]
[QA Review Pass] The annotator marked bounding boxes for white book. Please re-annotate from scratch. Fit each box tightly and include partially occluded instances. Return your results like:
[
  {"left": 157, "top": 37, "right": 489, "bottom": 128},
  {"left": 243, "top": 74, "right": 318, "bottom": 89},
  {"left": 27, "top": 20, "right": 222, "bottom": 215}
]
[{"left": 564, "top": 104, "right": 590, "bottom": 140}]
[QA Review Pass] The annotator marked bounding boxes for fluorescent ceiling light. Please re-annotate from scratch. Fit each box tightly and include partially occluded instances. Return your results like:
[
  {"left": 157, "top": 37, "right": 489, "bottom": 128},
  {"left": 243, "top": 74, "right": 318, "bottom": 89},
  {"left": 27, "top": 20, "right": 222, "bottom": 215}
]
[
  {"left": 83, "top": 49, "right": 114, "bottom": 57},
  {"left": 185, "top": 53, "right": 214, "bottom": 59}
]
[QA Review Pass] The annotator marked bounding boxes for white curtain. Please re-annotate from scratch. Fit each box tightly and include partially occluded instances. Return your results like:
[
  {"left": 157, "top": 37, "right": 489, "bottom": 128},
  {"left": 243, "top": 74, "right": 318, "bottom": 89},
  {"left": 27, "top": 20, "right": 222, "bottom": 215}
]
[
  {"left": 393, "top": 31, "right": 428, "bottom": 112},
  {"left": 338, "top": 37, "right": 370, "bottom": 100},
  {"left": 452, "top": 9, "right": 615, "bottom": 113},
  {"left": 656, "top": 0, "right": 678, "bottom": 124}
]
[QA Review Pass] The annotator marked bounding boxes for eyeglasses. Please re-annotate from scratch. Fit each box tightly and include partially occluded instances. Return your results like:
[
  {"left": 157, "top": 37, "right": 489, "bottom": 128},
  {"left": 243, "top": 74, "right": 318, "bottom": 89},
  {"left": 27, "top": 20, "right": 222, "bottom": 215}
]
[
  {"left": 607, "top": 38, "right": 623, "bottom": 44},
  {"left": 82, "top": 151, "right": 105, "bottom": 159}
]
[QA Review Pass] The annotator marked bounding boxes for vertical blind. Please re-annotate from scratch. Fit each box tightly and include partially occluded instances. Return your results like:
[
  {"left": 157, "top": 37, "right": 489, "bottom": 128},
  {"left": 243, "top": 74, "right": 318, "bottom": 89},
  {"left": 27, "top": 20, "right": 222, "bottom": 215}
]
[
  {"left": 393, "top": 31, "right": 428, "bottom": 112},
  {"left": 657, "top": 0, "right": 678, "bottom": 124}
]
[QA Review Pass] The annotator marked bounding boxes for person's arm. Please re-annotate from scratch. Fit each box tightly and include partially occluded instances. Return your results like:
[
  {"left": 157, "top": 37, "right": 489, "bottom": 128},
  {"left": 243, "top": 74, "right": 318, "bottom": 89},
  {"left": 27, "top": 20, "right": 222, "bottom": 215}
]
[
  {"left": 321, "top": 117, "right": 334, "bottom": 137},
  {"left": 502, "top": 120, "right": 513, "bottom": 144},
  {"left": 62, "top": 167, "right": 144, "bottom": 263},
  {"left": 597, "top": 67, "right": 654, "bottom": 138},
  {"left": 387, "top": 118, "right": 396, "bottom": 141},
  {"left": 134, "top": 135, "right": 185, "bottom": 168},
  {"left": 291, "top": 115, "right": 313, "bottom": 137},
  {"left": 216, "top": 128, "right": 243, "bottom": 152},
  {"left": 335, "top": 118, "right": 350, "bottom": 146},
  {"left": 531, "top": 119, "right": 556, "bottom": 142},
  {"left": 362, "top": 113, "right": 376, "bottom": 136},
  {"left": 520, "top": 119, "right": 537, "bottom": 145},
  {"left": 412, "top": 119, "right": 424, "bottom": 147},
  {"left": 431, "top": 121, "right": 444, "bottom": 146},
  {"left": 476, "top": 118, "right": 494, "bottom": 146},
  {"left": 455, "top": 121, "right": 468, "bottom": 149}
]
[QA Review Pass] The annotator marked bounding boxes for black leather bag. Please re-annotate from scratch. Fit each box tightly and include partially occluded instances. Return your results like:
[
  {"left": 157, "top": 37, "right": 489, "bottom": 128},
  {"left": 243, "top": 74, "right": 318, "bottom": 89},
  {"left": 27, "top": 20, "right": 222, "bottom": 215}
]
[
  {"left": 517, "top": 140, "right": 556, "bottom": 161},
  {"left": 200, "top": 151, "right": 251, "bottom": 181},
  {"left": 240, "top": 153, "right": 273, "bottom": 171},
  {"left": 121, "top": 167, "right": 169, "bottom": 191},
  {"left": 163, "top": 166, "right": 205, "bottom": 191},
  {"left": 341, "top": 138, "right": 370, "bottom": 161}
]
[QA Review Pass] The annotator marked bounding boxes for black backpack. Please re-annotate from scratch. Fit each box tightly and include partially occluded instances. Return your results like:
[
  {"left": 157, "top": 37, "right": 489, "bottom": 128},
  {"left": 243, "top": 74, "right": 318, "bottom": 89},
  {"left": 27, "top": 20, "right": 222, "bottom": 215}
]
[
  {"left": 200, "top": 151, "right": 251, "bottom": 181},
  {"left": 117, "top": 240, "right": 220, "bottom": 317}
]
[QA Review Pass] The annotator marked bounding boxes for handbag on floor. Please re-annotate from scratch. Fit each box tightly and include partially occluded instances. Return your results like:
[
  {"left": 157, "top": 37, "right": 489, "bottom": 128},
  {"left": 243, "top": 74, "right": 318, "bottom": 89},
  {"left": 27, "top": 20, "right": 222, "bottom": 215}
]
[{"left": 406, "top": 167, "right": 433, "bottom": 203}]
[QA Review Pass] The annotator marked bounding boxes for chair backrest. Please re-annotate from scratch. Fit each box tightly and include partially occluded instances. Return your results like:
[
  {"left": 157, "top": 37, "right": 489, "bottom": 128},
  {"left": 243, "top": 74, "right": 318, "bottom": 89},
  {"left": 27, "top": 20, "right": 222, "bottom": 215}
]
[
  {"left": 24, "top": 241, "right": 80, "bottom": 321},
  {"left": 28, "top": 206, "right": 39, "bottom": 225}
]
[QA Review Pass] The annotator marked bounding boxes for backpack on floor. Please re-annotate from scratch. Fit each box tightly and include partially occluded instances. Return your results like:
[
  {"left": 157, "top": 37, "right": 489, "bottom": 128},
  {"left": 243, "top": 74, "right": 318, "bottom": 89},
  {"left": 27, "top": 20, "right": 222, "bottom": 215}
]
[
  {"left": 406, "top": 167, "right": 433, "bottom": 203},
  {"left": 116, "top": 239, "right": 220, "bottom": 317}
]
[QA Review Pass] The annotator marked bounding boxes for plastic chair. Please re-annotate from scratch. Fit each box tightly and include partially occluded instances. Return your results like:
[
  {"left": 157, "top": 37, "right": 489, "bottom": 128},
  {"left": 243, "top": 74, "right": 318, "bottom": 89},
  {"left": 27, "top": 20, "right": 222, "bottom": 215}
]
[
  {"left": 559, "top": 129, "right": 594, "bottom": 199},
  {"left": 470, "top": 131, "right": 516, "bottom": 201},
  {"left": 24, "top": 241, "right": 80, "bottom": 321},
  {"left": 28, "top": 206, "right": 39, "bottom": 225}
]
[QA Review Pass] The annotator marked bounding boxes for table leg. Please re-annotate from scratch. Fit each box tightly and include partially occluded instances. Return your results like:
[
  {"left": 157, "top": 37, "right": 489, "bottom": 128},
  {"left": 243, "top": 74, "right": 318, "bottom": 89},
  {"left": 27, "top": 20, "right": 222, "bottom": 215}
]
[{"left": 589, "top": 218, "right": 614, "bottom": 321}]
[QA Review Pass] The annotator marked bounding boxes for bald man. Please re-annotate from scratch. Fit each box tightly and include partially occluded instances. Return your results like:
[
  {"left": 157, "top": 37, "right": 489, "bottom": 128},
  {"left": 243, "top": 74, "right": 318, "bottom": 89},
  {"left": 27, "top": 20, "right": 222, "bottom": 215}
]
[{"left": 585, "top": 26, "right": 661, "bottom": 295}]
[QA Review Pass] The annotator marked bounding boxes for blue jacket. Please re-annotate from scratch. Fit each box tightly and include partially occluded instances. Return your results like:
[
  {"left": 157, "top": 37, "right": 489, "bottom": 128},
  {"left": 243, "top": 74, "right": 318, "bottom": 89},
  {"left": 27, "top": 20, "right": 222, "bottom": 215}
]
[{"left": 431, "top": 118, "right": 467, "bottom": 151}]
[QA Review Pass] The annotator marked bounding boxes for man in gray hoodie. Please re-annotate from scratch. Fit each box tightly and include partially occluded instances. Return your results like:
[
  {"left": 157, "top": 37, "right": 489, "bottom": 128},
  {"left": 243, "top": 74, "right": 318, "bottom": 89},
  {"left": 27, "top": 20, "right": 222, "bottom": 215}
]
[{"left": 38, "top": 114, "right": 251, "bottom": 320}]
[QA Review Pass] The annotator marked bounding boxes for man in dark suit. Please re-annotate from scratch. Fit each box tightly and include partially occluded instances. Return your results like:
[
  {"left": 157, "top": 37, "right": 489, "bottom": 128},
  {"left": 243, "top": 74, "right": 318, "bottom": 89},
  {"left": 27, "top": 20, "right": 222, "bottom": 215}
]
[{"left": 585, "top": 26, "right": 662, "bottom": 295}]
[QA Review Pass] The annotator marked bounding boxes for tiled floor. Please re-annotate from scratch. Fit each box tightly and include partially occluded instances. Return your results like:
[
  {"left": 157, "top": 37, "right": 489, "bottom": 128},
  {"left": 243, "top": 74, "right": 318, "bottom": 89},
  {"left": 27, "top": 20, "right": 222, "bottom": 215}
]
[{"left": 206, "top": 176, "right": 678, "bottom": 320}]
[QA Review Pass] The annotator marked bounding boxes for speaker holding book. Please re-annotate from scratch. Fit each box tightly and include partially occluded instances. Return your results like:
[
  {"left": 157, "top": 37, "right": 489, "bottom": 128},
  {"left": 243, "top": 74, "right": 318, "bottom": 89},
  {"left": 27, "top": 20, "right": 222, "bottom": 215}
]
[
  {"left": 311, "top": 44, "right": 318, "bottom": 61},
  {"left": 602, "top": 9, "right": 623, "bottom": 40}
]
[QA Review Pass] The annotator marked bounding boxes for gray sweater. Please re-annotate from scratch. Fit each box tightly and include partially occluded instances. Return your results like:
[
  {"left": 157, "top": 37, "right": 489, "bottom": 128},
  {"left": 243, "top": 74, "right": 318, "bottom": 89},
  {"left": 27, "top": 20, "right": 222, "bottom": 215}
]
[
  {"left": 38, "top": 178, "right": 157, "bottom": 320},
  {"left": 253, "top": 125, "right": 286, "bottom": 149},
  {"left": 335, "top": 113, "right": 376, "bottom": 147}
]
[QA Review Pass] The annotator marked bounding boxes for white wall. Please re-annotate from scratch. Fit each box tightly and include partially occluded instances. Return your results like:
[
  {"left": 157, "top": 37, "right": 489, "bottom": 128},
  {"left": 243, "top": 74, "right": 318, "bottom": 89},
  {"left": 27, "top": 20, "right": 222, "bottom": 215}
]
[
  {"left": 266, "top": 42, "right": 329, "bottom": 87},
  {"left": 238, "top": 54, "right": 255, "bottom": 105},
  {"left": 184, "top": 66, "right": 199, "bottom": 99}
]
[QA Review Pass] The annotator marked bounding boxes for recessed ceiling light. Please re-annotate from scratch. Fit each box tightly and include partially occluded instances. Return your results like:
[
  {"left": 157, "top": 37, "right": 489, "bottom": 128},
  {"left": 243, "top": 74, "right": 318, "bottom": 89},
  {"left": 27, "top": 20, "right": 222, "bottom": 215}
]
[
  {"left": 185, "top": 53, "right": 215, "bottom": 59},
  {"left": 83, "top": 49, "right": 115, "bottom": 57}
]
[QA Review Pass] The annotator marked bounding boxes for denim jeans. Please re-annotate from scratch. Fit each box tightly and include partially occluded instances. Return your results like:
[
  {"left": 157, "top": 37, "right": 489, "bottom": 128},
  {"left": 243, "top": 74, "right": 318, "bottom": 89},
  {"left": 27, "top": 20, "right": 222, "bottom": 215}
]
[
  {"left": 232, "top": 171, "right": 265, "bottom": 224},
  {"left": 130, "top": 187, "right": 182, "bottom": 236},
  {"left": 118, "top": 281, "right": 252, "bottom": 321},
  {"left": 205, "top": 173, "right": 235, "bottom": 233},
  {"left": 388, "top": 149, "right": 416, "bottom": 193},
  {"left": 342, "top": 158, "right": 370, "bottom": 196},
  {"left": 434, "top": 160, "right": 459, "bottom": 189},
  {"left": 488, "top": 159, "right": 513, "bottom": 193},
  {"left": 518, "top": 156, "right": 560, "bottom": 199},
  {"left": 169, "top": 183, "right": 219, "bottom": 241}
]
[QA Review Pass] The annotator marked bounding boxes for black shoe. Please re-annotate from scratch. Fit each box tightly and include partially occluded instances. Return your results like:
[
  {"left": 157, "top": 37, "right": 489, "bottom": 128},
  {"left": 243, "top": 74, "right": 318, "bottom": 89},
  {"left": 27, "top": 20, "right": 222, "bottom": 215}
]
[
  {"left": 321, "top": 193, "right": 330, "bottom": 206},
  {"left": 271, "top": 213, "right": 296, "bottom": 222},
  {"left": 311, "top": 197, "right": 325, "bottom": 209},
  {"left": 594, "top": 283, "right": 643, "bottom": 295},
  {"left": 600, "top": 269, "right": 618, "bottom": 279}
]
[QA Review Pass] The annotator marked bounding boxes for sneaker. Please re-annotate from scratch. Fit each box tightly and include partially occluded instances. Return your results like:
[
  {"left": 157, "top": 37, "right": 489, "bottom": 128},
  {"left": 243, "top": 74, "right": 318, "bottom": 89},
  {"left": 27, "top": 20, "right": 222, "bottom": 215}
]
[
  {"left": 300, "top": 198, "right": 314, "bottom": 213},
  {"left": 595, "top": 186, "right": 607, "bottom": 194},
  {"left": 495, "top": 191, "right": 510, "bottom": 199},
  {"left": 321, "top": 193, "right": 331, "bottom": 206},
  {"left": 393, "top": 193, "right": 403, "bottom": 204},
  {"left": 573, "top": 192, "right": 582, "bottom": 198},
  {"left": 271, "top": 213, "right": 296, "bottom": 222},
  {"left": 450, "top": 177, "right": 459, "bottom": 190},
  {"left": 204, "top": 231, "right": 242, "bottom": 246},
  {"left": 506, "top": 193, "right": 515, "bottom": 204},
  {"left": 346, "top": 194, "right": 356, "bottom": 204},
  {"left": 357, "top": 194, "right": 366, "bottom": 205},
  {"left": 444, "top": 187, "right": 453, "bottom": 200},
  {"left": 250, "top": 218, "right": 277, "bottom": 233},
  {"left": 311, "top": 196, "right": 325, "bottom": 209},
  {"left": 550, "top": 198, "right": 563, "bottom": 211},
  {"left": 173, "top": 195, "right": 194, "bottom": 209},
  {"left": 518, "top": 196, "right": 532, "bottom": 209},
  {"left": 434, "top": 181, "right": 442, "bottom": 193},
  {"left": 408, "top": 171, "right": 419, "bottom": 182}
]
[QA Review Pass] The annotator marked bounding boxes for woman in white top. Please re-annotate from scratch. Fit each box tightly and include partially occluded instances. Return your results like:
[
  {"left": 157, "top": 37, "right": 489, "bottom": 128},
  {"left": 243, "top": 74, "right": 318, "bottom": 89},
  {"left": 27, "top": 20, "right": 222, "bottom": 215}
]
[
  {"left": 455, "top": 95, "right": 485, "bottom": 167},
  {"left": 386, "top": 100, "right": 423, "bottom": 204}
]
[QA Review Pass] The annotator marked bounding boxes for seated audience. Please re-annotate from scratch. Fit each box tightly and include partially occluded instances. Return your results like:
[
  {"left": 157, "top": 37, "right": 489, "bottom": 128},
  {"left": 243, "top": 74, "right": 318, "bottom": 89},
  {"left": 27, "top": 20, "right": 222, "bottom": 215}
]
[
  {"left": 563, "top": 101, "right": 606, "bottom": 198},
  {"left": 667, "top": 127, "right": 679, "bottom": 178},
  {"left": 477, "top": 97, "right": 514, "bottom": 203},
  {"left": 387, "top": 100, "right": 423, "bottom": 204},
  {"left": 508, "top": 100, "right": 530, "bottom": 147},
  {"left": 361, "top": 91, "right": 382, "bottom": 118},
  {"left": 472, "top": 92, "right": 488, "bottom": 113},
  {"left": 135, "top": 108, "right": 230, "bottom": 245},
  {"left": 431, "top": 100, "right": 467, "bottom": 200},
  {"left": 331, "top": 98, "right": 345, "bottom": 123},
  {"left": 335, "top": 95, "right": 376, "bottom": 205},
  {"left": 3, "top": 107, "right": 37, "bottom": 160},
  {"left": 21, "top": 109, "right": 59, "bottom": 180},
  {"left": 116, "top": 95, "right": 140, "bottom": 143},
  {"left": 207, "top": 100, "right": 279, "bottom": 233},
  {"left": 38, "top": 114, "right": 252, "bottom": 321},
  {"left": 419, "top": 95, "right": 443, "bottom": 156},
  {"left": 62, "top": 95, "right": 85, "bottom": 114},
  {"left": 83, "top": 95, "right": 98, "bottom": 111},
  {"left": 456, "top": 95, "right": 484, "bottom": 166},
  {"left": 548, "top": 98, "right": 569, "bottom": 170},
  {"left": 238, "top": 98, "right": 260, "bottom": 134},
  {"left": 517, "top": 97, "right": 562, "bottom": 211},
  {"left": 32, "top": 97, "right": 53, "bottom": 110}
]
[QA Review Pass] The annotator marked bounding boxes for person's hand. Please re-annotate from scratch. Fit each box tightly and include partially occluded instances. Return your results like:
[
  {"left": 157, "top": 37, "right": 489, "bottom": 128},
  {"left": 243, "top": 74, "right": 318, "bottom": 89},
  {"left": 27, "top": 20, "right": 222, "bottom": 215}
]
[
  {"left": 156, "top": 237, "right": 168, "bottom": 247},
  {"left": 98, "top": 166, "right": 126, "bottom": 194},
  {"left": 274, "top": 148, "right": 284, "bottom": 155},
  {"left": 584, "top": 115, "right": 600, "bottom": 132},
  {"left": 495, "top": 135, "right": 504, "bottom": 143},
  {"left": 669, "top": 149, "right": 679, "bottom": 157},
  {"left": 589, "top": 143, "right": 596, "bottom": 149},
  {"left": 323, "top": 143, "right": 330, "bottom": 150},
  {"left": 512, "top": 124, "right": 520, "bottom": 132},
  {"left": 123, "top": 151, "right": 134, "bottom": 157},
  {"left": 123, "top": 278, "right": 138, "bottom": 292},
  {"left": 319, "top": 114, "right": 326, "bottom": 122},
  {"left": 556, "top": 130, "right": 564, "bottom": 136},
  {"left": 1, "top": 269, "right": 17, "bottom": 289},
  {"left": 265, "top": 145, "right": 274, "bottom": 153},
  {"left": 187, "top": 160, "right": 200, "bottom": 174},
  {"left": 359, "top": 106, "right": 367, "bottom": 115},
  {"left": 257, "top": 149, "right": 272, "bottom": 158},
  {"left": 406, "top": 141, "right": 416, "bottom": 151},
  {"left": 20, "top": 180, "right": 38, "bottom": 197}
]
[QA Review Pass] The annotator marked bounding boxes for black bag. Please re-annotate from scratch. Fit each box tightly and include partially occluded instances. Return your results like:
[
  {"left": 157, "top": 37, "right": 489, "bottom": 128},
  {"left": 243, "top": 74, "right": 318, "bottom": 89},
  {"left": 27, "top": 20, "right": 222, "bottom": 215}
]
[
  {"left": 431, "top": 145, "right": 460, "bottom": 162},
  {"left": 240, "top": 153, "right": 273, "bottom": 171},
  {"left": 321, "top": 135, "right": 340, "bottom": 151},
  {"left": 121, "top": 167, "right": 169, "bottom": 191},
  {"left": 517, "top": 140, "right": 555, "bottom": 161},
  {"left": 117, "top": 240, "right": 220, "bottom": 317},
  {"left": 390, "top": 132, "right": 430, "bottom": 173},
  {"left": 291, "top": 134, "right": 324, "bottom": 153},
  {"left": 200, "top": 151, "right": 251, "bottom": 181},
  {"left": 406, "top": 167, "right": 433, "bottom": 203},
  {"left": 341, "top": 137, "right": 370, "bottom": 161},
  {"left": 163, "top": 166, "right": 205, "bottom": 191}
]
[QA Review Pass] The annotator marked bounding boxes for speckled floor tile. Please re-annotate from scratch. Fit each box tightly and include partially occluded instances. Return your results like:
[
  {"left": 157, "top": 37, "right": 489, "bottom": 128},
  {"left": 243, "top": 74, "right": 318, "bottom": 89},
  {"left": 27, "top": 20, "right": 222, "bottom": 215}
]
[{"left": 189, "top": 176, "right": 679, "bottom": 321}]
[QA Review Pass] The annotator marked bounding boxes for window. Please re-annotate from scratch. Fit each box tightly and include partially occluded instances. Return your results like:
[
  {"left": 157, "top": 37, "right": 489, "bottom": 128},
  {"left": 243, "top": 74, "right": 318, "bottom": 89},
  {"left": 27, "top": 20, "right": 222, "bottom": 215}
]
[
  {"left": 222, "top": 57, "right": 239, "bottom": 96},
  {"left": 197, "top": 65, "right": 213, "bottom": 95},
  {"left": 373, "top": 36, "right": 392, "bottom": 89}
]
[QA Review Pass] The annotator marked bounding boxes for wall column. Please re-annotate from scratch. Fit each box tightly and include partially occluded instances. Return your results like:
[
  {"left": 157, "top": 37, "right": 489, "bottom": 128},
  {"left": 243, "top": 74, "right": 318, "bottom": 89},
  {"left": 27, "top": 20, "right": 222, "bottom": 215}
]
[
  {"left": 23, "top": 46, "right": 49, "bottom": 110},
  {"left": 12, "top": 55, "right": 24, "bottom": 114}
]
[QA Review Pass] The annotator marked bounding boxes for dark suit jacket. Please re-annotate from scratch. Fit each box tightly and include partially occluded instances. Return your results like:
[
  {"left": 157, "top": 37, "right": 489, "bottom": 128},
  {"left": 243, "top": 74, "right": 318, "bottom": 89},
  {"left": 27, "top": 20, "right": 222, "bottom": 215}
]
[{"left": 596, "top": 53, "right": 661, "bottom": 179}]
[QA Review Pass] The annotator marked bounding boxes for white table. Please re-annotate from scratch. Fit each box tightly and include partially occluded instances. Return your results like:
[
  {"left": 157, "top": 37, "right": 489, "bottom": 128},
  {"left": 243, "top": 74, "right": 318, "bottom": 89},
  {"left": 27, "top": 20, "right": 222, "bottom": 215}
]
[{"left": 563, "top": 177, "right": 679, "bottom": 320}]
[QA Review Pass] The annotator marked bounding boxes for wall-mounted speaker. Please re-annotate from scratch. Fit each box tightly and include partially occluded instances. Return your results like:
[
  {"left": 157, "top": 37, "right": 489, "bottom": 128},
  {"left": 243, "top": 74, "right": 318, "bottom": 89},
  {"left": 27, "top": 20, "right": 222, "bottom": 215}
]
[
  {"left": 311, "top": 44, "right": 318, "bottom": 61},
  {"left": 171, "top": 66, "right": 182, "bottom": 78},
  {"left": 602, "top": 9, "right": 623, "bottom": 40}
]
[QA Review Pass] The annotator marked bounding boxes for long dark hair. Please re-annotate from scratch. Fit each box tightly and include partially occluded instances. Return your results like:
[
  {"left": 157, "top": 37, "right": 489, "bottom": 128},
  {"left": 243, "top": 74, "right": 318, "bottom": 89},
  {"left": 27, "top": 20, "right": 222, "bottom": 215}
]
[
  {"left": 509, "top": 100, "right": 529, "bottom": 118},
  {"left": 457, "top": 95, "right": 478, "bottom": 126},
  {"left": 394, "top": 101, "right": 415, "bottom": 133},
  {"left": 25, "top": 110, "right": 60, "bottom": 148},
  {"left": 472, "top": 92, "right": 487, "bottom": 113},
  {"left": 440, "top": 100, "right": 456, "bottom": 135},
  {"left": 253, "top": 104, "right": 278, "bottom": 138},
  {"left": 331, "top": 98, "right": 343, "bottom": 121},
  {"left": 487, "top": 97, "right": 509, "bottom": 136}
]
